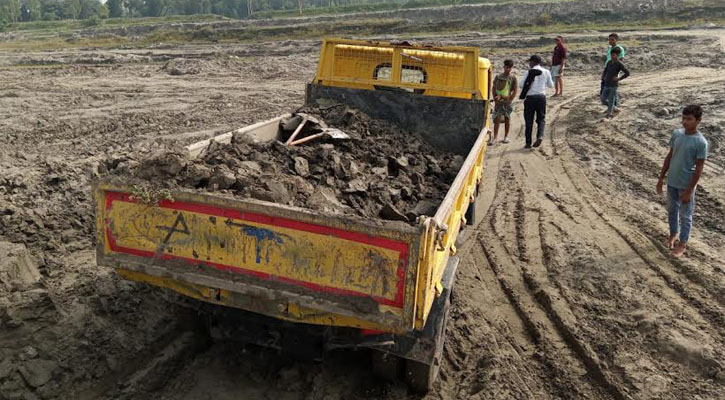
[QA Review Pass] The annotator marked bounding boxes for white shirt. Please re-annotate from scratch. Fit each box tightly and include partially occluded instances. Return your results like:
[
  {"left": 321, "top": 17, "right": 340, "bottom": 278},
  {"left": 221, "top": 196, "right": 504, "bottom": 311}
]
[{"left": 519, "top": 65, "right": 554, "bottom": 97}]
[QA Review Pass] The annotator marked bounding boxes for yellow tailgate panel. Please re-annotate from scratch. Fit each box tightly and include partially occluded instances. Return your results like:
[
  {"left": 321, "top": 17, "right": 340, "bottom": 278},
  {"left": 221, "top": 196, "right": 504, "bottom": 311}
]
[{"left": 103, "top": 191, "right": 408, "bottom": 309}]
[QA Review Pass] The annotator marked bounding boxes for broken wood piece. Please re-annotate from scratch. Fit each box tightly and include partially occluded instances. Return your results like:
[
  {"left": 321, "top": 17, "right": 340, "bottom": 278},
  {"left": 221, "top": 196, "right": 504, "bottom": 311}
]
[
  {"left": 290, "top": 132, "right": 325, "bottom": 146},
  {"left": 289, "top": 128, "right": 350, "bottom": 147}
]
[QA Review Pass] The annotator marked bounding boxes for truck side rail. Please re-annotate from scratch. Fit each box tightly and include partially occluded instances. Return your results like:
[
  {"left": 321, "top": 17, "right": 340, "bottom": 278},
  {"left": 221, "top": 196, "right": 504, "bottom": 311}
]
[{"left": 414, "top": 128, "right": 488, "bottom": 328}]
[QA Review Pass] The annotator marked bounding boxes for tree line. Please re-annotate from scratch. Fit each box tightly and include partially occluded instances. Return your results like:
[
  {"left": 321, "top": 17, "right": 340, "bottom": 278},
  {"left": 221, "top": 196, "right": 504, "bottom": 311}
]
[
  {"left": 0, "top": 0, "right": 402, "bottom": 23},
  {"left": 0, "top": 0, "right": 108, "bottom": 22}
]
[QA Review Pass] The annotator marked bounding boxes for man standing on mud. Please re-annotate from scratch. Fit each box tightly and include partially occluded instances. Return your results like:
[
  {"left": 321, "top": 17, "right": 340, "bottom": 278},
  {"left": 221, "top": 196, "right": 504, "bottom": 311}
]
[
  {"left": 656, "top": 105, "right": 708, "bottom": 258},
  {"left": 601, "top": 33, "right": 626, "bottom": 106},
  {"left": 551, "top": 36, "right": 567, "bottom": 96},
  {"left": 490, "top": 59, "right": 518, "bottom": 145},
  {"left": 519, "top": 55, "right": 554, "bottom": 148}
]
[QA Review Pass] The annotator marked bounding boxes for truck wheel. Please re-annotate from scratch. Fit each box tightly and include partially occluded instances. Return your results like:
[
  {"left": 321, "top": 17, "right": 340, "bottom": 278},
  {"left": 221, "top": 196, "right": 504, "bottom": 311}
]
[
  {"left": 371, "top": 350, "right": 402, "bottom": 382},
  {"left": 406, "top": 283, "right": 453, "bottom": 393},
  {"left": 405, "top": 358, "right": 439, "bottom": 393},
  {"left": 465, "top": 180, "right": 483, "bottom": 227}
]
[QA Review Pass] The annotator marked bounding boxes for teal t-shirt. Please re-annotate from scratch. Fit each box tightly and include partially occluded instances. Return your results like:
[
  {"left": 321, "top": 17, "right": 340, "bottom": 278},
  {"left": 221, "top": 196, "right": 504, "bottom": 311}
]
[{"left": 667, "top": 128, "right": 708, "bottom": 190}]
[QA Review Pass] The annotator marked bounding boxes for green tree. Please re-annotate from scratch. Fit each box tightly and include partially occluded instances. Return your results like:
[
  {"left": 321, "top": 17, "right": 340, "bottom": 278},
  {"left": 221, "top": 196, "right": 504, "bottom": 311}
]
[
  {"left": 80, "top": 0, "right": 107, "bottom": 19},
  {"left": 125, "top": 0, "right": 144, "bottom": 17},
  {"left": 0, "top": 0, "right": 22, "bottom": 23},
  {"left": 21, "top": 0, "right": 41, "bottom": 21},
  {"left": 145, "top": 0, "right": 166, "bottom": 16},
  {"left": 182, "top": 0, "right": 200, "bottom": 14},
  {"left": 41, "top": 0, "right": 64, "bottom": 19},
  {"left": 64, "top": 0, "right": 81, "bottom": 19},
  {"left": 107, "top": 0, "right": 123, "bottom": 17},
  {"left": 212, "top": 0, "right": 239, "bottom": 18},
  {"left": 201, "top": 0, "right": 211, "bottom": 13}
]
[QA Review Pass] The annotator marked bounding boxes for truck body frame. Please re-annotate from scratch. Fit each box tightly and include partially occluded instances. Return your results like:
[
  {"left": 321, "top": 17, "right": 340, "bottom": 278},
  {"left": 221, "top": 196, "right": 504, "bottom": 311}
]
[{"left": 94, "top": 38, "right": 492, "bottom": 391}]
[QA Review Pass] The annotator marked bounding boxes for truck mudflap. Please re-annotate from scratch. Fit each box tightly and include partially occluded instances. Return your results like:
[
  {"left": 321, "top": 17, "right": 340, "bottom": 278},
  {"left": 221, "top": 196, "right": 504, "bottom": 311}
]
[
  {"left": 367, "top": 254, "right": 458, "bottom": 392},
  {"left": 306, "top": 83, "right": 486, "bottom": 155}
]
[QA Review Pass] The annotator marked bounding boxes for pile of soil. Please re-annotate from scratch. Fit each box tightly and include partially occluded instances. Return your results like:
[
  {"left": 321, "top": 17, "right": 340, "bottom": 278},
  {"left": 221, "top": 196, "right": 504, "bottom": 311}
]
[{"left": 108, "top": 106, "right": 465, "bottom": 224}]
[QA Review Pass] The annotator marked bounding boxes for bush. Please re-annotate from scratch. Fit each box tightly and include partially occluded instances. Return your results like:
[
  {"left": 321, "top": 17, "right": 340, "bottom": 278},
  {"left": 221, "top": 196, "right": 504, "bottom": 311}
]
[
  {"left": 43, "top": 11, "right": 58, "bottom": 21},
  {"left": 82, "top": 17, "right": 102, "bottom": 27},
  {"left": 537, "top": 13, "right": 553, "bottom": 25}
]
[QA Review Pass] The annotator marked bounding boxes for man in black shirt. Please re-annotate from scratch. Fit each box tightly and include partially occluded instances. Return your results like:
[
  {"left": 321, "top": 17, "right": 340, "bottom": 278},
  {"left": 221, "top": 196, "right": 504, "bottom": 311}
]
[{"left": 601, "top": 47, "right": 630, "bottom": 118}]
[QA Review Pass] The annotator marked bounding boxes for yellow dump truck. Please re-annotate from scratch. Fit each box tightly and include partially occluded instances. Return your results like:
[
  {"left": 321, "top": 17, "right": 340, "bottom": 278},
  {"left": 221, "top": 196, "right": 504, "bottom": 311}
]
[{"left": 94, "top": 38, "right": 492, "bottom": 391}]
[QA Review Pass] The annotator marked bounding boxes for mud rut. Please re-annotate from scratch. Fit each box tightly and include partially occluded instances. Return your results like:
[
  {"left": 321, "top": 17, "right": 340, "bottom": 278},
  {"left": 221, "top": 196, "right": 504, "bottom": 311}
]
[{"left": 442, "top": 76, "right": 724, "bottom": 400}]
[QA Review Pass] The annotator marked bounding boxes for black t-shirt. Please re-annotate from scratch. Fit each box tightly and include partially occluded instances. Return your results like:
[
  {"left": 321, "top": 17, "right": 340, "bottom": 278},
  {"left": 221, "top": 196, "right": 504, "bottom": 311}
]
[{"left": 602, "top": 60, "right": 630, "bottom": 87}]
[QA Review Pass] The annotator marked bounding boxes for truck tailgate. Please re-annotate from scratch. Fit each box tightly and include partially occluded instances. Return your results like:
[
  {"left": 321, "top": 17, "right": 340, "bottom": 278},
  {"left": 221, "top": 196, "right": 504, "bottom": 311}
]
[{"left": 95, "top": 184, "right": 423, "bottom": 331}]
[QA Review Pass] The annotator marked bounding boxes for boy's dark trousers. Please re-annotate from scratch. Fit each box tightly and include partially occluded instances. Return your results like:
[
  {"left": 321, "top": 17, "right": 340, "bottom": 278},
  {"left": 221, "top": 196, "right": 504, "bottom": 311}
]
[{"left": 524, "top": 94, "right": 547, "bottom": 146}]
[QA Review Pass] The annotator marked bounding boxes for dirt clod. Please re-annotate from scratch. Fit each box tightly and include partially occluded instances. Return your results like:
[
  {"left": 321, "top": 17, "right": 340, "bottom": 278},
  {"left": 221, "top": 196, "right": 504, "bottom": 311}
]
[
  {"left": 293, "top": 156, "right": 310, "bottom": 177},
  {"left": 18, "top": 359, "right": 57, "bottom": 388},
  {"left": 0, "top": 242, "right": 41, "bottom": 292}
]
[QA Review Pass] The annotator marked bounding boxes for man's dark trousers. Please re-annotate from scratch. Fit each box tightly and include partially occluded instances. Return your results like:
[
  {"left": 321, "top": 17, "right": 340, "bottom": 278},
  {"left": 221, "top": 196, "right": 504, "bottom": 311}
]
[{"left": 524, "top": 94, "right": 546, "bottom": 146}]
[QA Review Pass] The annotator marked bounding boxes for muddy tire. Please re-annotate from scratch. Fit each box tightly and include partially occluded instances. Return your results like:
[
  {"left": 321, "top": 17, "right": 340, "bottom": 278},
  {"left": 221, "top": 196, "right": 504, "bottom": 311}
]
[
  {"left": 406, "top": 285, "right": 452, "bottom": 393},
  {"left": 371, "top": 350, "right": 403, "bottom": 382},
  {"left": 464, "top": 180, "right": 483, "bottom": 227}
]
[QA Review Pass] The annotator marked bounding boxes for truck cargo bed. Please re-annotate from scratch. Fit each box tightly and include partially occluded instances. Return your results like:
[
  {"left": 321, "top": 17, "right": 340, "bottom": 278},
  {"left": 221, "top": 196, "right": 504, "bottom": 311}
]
[{"left": 95, "top": 112, "right": 486, "bottom": 333}]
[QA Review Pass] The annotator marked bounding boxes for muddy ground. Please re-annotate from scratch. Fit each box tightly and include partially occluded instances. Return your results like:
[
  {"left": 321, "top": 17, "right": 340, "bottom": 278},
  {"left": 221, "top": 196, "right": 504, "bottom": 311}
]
[{"left": 0, "top": 23, "right": 724, "bottom": 400}]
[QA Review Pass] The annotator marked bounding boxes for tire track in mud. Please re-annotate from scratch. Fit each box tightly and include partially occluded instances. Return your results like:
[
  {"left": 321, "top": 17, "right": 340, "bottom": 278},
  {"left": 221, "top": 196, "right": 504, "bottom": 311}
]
[
  {"left": 557, "top": 107, "right": 725, "bottom": 333},
  {"left": 558, "top": 158, "right": 725, "bottom": 337},
  {"left": 571, "top": 121, "right": 725, "bottom": 238},
  {"left": 473, "top": 84, "right": 725, "bottom": 399},
  {"left": 467, "top": 91, "right": 634, "bottom": 399},
  {"left": 445, "top": 238, "right": 545, "bottom": 399},
  {"left": 539, "top": 83, "right": 725, "bottom": 394},
  {"left": 516, "top": 192, "right": 634, "bottom": 400},
  {"left": 448, "top": 106, "right": 608, "bottom": 398},
  {"left": 442, "top": 122, "right": 557, "bottom": 399},
  {"left": 479, "top": 158, "right": 629, "bottom": 400}
]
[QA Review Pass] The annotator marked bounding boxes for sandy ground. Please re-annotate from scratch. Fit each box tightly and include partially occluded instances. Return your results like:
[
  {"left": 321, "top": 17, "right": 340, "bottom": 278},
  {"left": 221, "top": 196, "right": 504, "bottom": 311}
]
[{"left": 0, "top": 27, "right": 723, "bottom": 400}]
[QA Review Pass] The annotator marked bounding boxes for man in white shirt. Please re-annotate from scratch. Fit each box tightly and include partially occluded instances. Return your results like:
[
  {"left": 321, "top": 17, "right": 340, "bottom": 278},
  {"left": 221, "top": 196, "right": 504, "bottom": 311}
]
[{"left": 519, "top": 55, "right": 554, "bottom": 148}]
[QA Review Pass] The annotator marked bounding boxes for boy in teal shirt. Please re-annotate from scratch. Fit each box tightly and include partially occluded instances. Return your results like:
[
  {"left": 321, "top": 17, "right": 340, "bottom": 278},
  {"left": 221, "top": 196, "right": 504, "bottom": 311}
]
[{"left": 656, "top": 105, "right": 708, "bottom": 257}]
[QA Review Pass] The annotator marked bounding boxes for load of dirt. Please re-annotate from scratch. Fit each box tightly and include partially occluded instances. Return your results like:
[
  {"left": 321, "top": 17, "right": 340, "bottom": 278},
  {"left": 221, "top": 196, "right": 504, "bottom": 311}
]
[{"left": 107, "top": 106, "right": 465, "bottom": 224}]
